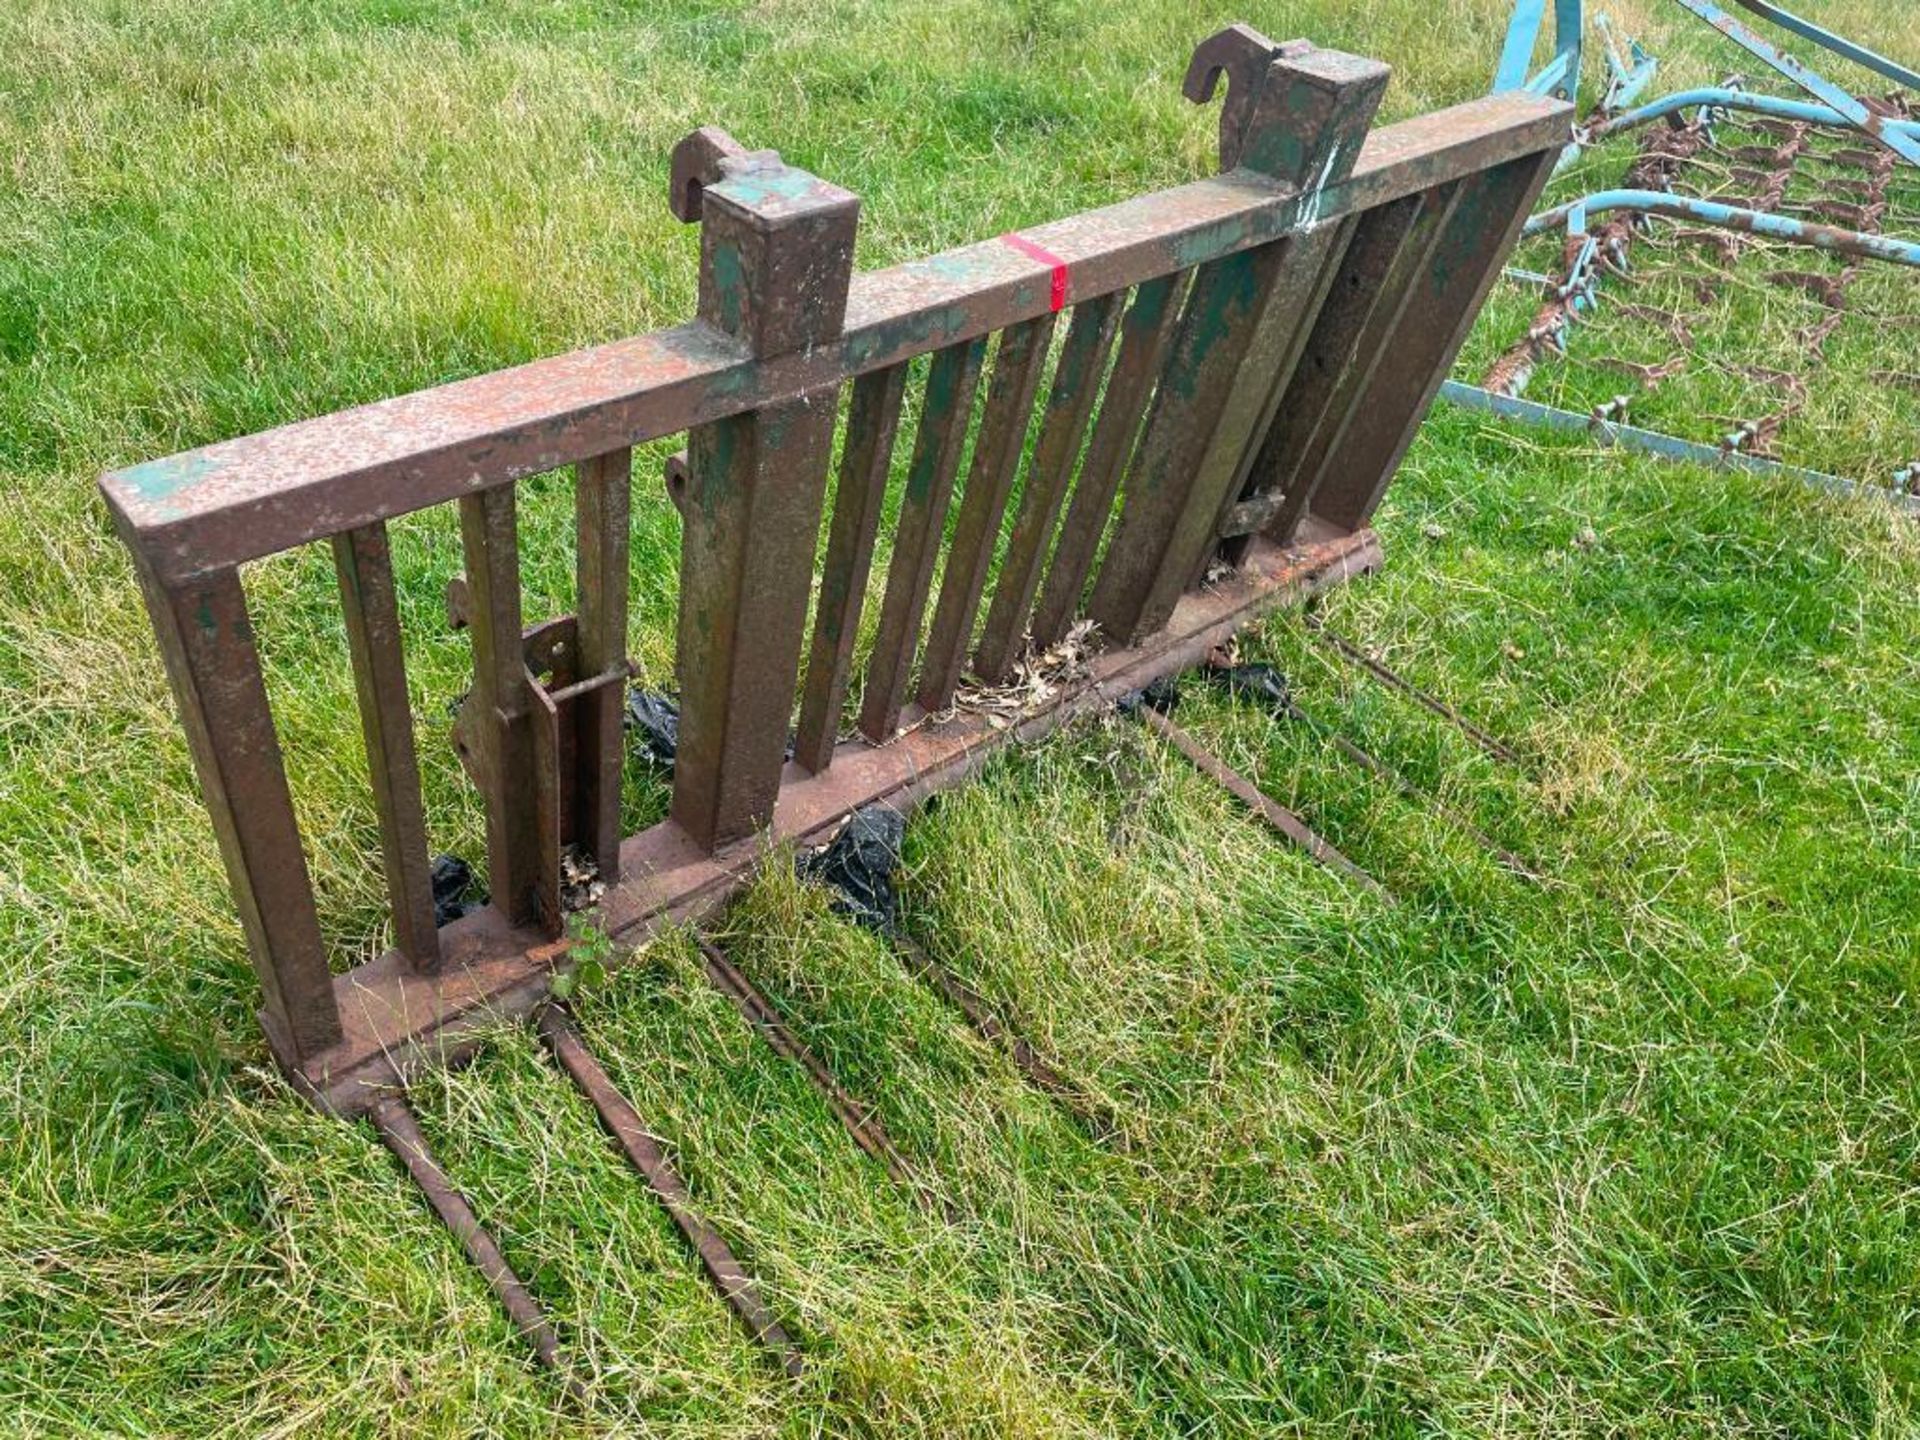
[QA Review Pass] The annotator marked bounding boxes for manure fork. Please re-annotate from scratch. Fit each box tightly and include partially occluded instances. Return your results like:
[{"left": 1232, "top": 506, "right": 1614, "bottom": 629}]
[{"left": 101, "top": 24, "right": 1568, "bottom": 1391}]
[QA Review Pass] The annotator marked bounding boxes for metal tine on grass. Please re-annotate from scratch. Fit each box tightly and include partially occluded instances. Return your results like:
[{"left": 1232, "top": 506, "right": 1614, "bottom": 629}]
[
  {"left": 1301, "top": 612, "right": 1523, "bottom": 766},
  {"left": 1205, "top": 659, "right": 1539, "bottom": 879},
  {"left": 368, "top": 1096, "right": 585, "bottom": 1401},
  {"left": 1137, "top": 703, "right": 1390, "bottom": 898},
  {"left": 890, "top": 925, "right": 1126, "bottom": 1145},
  {"left": 1289, "top": 695, "right": 1538, "bottom": 879},
  {"left": 693, "top": 934, "right": 947, "bottom": 1216},
  {"left": 796, "top": 810, "right": 1125, "bottom": 1143},
  {"left": 535, "top": 1006, "right": 807, "bottom": 1377}
]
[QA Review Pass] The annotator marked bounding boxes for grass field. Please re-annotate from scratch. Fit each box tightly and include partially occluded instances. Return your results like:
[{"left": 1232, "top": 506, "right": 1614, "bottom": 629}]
[{"left": 4, "top": 0, "right": 1920, "bottom": 1434}]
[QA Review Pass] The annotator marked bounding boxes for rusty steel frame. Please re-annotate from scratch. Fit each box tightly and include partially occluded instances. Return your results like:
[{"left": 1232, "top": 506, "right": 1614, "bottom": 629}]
[{"left": 101, "top": 27, "right": 1568, "bottom": 1126}]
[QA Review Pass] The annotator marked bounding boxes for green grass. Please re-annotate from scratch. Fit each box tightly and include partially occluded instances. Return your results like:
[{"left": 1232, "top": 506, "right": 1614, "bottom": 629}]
[{"left": 4, "top": 0, "right": 1920, "bottom": 1433}]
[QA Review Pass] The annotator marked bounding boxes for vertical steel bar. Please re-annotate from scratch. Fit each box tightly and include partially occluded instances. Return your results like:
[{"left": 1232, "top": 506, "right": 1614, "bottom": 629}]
[
  {"left": 332, "top": 522, "right": 441, "bottom": 973},
  {"left": 1081, "top": 242, "right": 1291, "bottom": 645},
  {"left": 856, "top": 338, "right": 988, "bottom": 743},
  {"left": 135, "top": 562, "right": 343, "bottom": 1058},
  {"left": 1493, "top": 0, "right": 1550, "bottom": 93},
  {"left": 536, "top": 1007, "right": 806, "bottom": 1376},
  {"left": 972, "top": 293, "right": 1121, "bottom": 684},
  {"left": 1241, "top": 191, "right": 1436, "bottom": 543},
  {"left": 1028, "top": 274, "right": 1185, "bottom": 649},
  {"left": 526, "top": 672, "right": 566, "bottom": 933},
  {"left": 1216, "top": 216, "right": 1358, "bottom": 569},
  {"left": 795, "top": 364, "right": 909, "bottom": 772},
  {"left": 669, "top": 156, "right": 859, "bottom": 850},
  {"left": 574, "top": 449, "right": 632, "bottom": 883},
  {"left": 368, "top": 1097, "right": 577, "bottom": 1389},
  {"left": 1174, "top": 218, "right": 1367, "bottom": 596},
  {"left": 1302, "top": 151, "right": 1560, "bottom": 536},
  {"left": 915, "top": 315, "right": 1057, "bottom": 712},
  {"left": 459, "top": 484, "right": 544, "bottom": 929}
]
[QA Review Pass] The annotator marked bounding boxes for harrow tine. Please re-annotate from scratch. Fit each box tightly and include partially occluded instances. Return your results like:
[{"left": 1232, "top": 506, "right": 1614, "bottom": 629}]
[
  {"left": 694, "top": 935, "right": 945, "bottom": 1216},
  {"left": 1302, "top": 615, "right": 1522, "bottom": 766},
  {"left": 1138, "top": 704, "right": 1388, "bottom": 898},
  {"left": 368, "top": 1097, "right": 584, "bottom": 1400},
  {"left": 535, "top": 1006, "right": 806, "bottom": 1377}
]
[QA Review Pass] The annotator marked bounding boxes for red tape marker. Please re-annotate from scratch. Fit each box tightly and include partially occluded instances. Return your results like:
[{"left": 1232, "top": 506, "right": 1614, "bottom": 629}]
[{"left": 1000, "top": 232, "right": 1069, "bottom": 312}]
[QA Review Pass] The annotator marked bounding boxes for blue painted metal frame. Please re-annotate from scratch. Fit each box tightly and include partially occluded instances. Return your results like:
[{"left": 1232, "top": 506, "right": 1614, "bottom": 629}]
[
  {"left": 1477, "top": 0, "right": 1920, "bottom": 495},
  {"left": 1524, "top": 189, "right": 1920, "bottom": 267},
  {"left": 1590, "top": 85, "right": 1920, "bottom": 142},
  {"left": 1672, "top": 0, "right": 1920, "bottom": 164},
  {"left": 1438, "top": 382, "right": 1920, "bottom": 513},
  {"left": 1593, "top": 13, "right": 1659, "bottom": 111},
  {"left": 1729, "top": 0, "right": 1919, "bottom": 95},
  {"left": 1494, "top": 0, "right": 1585, "bottom": 100}
]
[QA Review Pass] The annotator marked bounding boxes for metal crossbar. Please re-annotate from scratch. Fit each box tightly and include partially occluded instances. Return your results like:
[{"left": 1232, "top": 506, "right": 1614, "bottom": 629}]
[{"left": 101, "top": 25, "right": 1569, "bottom": 1117}]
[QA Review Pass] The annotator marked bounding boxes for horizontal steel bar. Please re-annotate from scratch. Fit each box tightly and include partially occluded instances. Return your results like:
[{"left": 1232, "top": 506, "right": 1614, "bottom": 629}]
[
  {"left": 1588, "top": 87, "right": 1920, "bottom": 141},
  {"left": 1274, "top": 687, "right": 1537, "bottom": 877},
  {"left": 1523, "top": 190, "right": 1920, "bottom": 267},
  {"left": 1731, "top": 0, "right": 1920, "bottom": 94},
  {"left": 1438, "top": 381, "right": 1920, "bottom": 513},
  {"left": 539, "top": 664, "right": 628, "bottom": 709},
  {"left": 102, "top": 93, "right": 1568, "bottom": 584}
]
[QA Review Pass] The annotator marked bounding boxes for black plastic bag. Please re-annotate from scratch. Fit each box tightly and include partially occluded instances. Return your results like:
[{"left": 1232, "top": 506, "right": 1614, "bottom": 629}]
[
  {"left": 1117, "top": 674, "right": 1183, "bottom": 715},
  {"left": 1203, "top": 663, "right": 1291, "bottom": 715},
  {"left": 430, "top": 854, "right": 485, "bottom": 927},
  {"left": 624, "top": 686, "right": 793, "bottom": 770},
  {"left": 625, "top": 688, "right": 681, "bottom": 768},
  {"left": 798, "top": 805, "right": 906, "bottom": 936}
]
